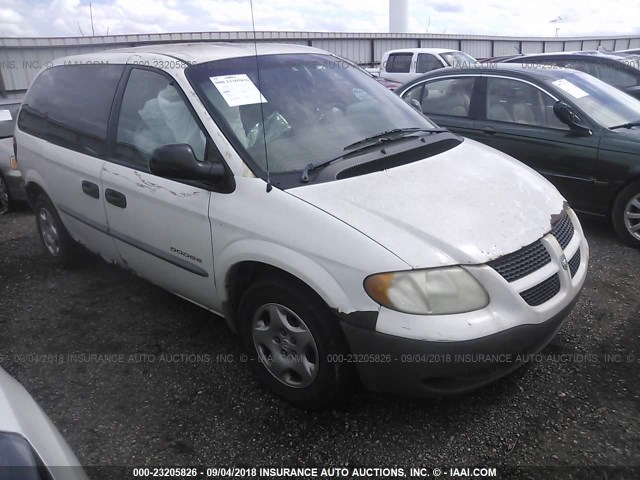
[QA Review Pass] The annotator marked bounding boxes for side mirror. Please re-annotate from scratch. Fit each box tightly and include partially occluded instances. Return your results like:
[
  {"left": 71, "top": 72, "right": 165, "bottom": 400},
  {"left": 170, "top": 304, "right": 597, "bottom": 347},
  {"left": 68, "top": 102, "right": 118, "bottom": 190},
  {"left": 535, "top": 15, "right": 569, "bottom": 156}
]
[
  {"left": 553, "top": 101, "right": 592, "bottom": 136},
  {"left": 149, "top": 144, "right": 226, "bottom": 181}
]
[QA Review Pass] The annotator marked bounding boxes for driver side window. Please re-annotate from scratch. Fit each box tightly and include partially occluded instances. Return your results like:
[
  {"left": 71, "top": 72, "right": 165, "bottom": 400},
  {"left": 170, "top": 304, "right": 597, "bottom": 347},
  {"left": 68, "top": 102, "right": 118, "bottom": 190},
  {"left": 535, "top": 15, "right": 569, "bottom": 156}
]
[
  {"left": 485, "top": 78, "right": 568, "bottom": 130},
  {"left": 116, "top": 68, "right": 207, "bottom": 170}
]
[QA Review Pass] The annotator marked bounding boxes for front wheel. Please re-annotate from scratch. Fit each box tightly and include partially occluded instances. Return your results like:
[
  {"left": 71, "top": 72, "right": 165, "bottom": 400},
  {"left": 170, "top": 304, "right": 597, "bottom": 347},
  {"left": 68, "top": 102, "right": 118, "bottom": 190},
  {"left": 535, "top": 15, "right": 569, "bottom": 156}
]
[
  {"left": 612, "top": 180, "right": 640, "bottom": 248},
  {"left": 238, "top": 278, "right": 354, "bottom": 409}
]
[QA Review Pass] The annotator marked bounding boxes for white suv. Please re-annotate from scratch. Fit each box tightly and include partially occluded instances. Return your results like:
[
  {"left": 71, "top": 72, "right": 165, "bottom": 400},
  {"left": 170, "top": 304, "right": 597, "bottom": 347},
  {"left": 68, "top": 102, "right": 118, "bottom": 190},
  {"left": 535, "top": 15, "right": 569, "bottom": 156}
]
[{"left": 15, "top": 43, "right": 588, "bottom": 408}]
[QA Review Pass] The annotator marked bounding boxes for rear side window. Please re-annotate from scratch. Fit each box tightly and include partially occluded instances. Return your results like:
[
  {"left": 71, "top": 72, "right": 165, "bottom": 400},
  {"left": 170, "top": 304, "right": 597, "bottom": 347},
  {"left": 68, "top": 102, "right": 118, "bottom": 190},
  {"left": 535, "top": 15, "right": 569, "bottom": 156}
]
[
  {"left": 593, "top": 63, "right": 638, "bottom": 88},
  {"left": 386, "top": 53, "right": 413, "bottom": 73},
  {"left": 0, "top": 103, "right": 20, "bottom": 139},
  {"left": 417, "top": 77, "right": 475, "bottom": 117},
  {"left": 17, "top": 64, "right": 124, "bottom": 158}
]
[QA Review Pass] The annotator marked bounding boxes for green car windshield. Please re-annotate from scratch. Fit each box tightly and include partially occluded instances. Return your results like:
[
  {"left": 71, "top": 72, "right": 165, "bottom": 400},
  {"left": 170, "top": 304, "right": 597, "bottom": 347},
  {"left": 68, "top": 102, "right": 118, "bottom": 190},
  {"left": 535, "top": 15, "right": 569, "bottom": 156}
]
[
  {"left": 547, "top": 71, "right": 640, "bottom": 128},
  {"left": 186, "top": 54, "right": 438, "bottom": 175}
]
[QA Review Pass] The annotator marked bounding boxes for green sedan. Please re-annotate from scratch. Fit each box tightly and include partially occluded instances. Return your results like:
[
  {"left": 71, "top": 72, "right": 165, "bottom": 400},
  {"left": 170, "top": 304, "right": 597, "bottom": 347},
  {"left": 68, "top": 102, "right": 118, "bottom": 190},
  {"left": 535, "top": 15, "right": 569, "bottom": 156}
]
[{"left": 396, "top": 64, "right": 640, "bottom": 248}]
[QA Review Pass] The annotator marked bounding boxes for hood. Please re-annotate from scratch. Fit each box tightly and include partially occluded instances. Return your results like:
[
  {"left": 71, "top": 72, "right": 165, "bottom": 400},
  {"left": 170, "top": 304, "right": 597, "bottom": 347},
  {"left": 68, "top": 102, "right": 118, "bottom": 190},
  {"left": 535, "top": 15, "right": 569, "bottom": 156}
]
[
  {"left": 288, "top": 138, "right": 565, "bottom": 268},
  {"left": 609, "top": 126, "right": 640, "bottom": 143}
]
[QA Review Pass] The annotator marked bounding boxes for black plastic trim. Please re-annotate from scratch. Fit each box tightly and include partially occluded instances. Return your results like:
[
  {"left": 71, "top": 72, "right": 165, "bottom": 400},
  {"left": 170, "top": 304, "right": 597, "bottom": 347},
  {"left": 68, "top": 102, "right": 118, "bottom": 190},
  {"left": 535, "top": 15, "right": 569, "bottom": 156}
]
[{"left": 339, "top": 289, "right": 581, "bottom": 396}]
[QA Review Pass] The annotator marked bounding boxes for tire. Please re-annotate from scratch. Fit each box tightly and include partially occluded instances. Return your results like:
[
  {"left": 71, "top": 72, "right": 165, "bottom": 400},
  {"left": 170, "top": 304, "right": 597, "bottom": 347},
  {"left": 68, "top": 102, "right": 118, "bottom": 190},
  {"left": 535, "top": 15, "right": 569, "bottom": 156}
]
[
  {"left": 612, "top": 180, "right": 640, "bottom": 248},
  {"left": 238, "top": 277, "right": 355, "bottom": 409},
  {"left": 0, "top": 174, "right": 10, "bottom": 214},
  {"left": 34, "top": 194, "right": 79, "bottom": 266}
]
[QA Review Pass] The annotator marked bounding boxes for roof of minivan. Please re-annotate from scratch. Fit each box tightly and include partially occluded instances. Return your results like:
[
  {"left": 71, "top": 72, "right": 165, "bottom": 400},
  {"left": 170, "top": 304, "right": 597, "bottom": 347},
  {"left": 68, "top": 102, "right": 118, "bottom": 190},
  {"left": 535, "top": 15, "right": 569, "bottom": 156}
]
[{"left": 56, "top": 42, "right": 327, "bottom": 65}]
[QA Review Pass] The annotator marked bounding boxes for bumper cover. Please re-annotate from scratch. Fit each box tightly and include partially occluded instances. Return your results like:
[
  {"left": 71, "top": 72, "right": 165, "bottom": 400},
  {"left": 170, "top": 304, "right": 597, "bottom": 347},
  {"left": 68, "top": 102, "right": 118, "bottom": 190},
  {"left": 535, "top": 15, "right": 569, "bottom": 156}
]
[
  {"left": 340, "top": 289, "right": 581, "bottom": 396},
  {"left": 4, "top": 169, "right": 26, "bottom": 201}
]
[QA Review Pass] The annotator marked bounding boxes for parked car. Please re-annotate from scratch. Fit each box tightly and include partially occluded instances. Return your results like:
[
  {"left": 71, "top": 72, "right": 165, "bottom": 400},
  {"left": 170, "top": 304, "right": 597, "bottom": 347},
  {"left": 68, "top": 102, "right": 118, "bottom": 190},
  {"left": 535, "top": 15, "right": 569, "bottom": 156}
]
[
  {"left": 0, "top": 98, "right": 26, "bottom": 214},
  {"left": 397, "top": 64, "right": 640, "bottom": 247},
  {"left": 380, "top": 48, "right": 477, "bottom": 83},
  {"left": 373, "top": 75, "right": 402, "bottom": 91},
  {"left": 0, "top": 366, "right": 88, "bottom": 480},
  {"left": 501, "top": 52, "right": 640, "bottom": 99},
  {"left": 17, "top": 43, "right": 587, "bottom": 408}
]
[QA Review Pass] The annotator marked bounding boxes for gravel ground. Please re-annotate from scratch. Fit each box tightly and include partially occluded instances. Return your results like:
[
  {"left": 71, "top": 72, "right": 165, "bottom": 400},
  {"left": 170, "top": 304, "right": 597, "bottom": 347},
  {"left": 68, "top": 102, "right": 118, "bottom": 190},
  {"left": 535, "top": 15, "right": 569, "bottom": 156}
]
[{"left": 0, "top": 208, "right": 638, "bottom": 479}]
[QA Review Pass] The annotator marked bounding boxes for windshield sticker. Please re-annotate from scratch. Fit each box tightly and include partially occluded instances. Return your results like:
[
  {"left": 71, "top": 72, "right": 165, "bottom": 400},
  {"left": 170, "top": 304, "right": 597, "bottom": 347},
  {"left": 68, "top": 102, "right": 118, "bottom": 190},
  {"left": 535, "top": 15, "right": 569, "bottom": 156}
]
[
  {"left": 552, "top": 79, "right": 589, "bottom": 99},
  {"left": 0, "top": 109, "right": 12, "bottom": 121},
  {"left": 210, "top": 74, "right": 267, "bottom": 107}
]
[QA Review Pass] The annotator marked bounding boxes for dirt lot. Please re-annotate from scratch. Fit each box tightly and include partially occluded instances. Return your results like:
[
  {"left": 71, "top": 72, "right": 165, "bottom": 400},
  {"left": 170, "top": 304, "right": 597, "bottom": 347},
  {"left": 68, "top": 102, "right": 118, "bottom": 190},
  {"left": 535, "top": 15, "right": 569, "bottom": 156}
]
[{"left": 0, "top": 208, "right": 639, "bottom": 478}]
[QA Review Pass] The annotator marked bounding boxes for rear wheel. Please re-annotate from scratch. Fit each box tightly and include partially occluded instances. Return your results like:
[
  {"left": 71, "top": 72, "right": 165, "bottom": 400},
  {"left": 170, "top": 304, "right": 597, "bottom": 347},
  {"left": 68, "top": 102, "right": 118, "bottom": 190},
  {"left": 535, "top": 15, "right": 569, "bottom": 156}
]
[
  {"left": 34, "top": 194, "right": 79, "bottom": 266},
  {"left": 612, "top": 180, "right": 640, "bottom": 248},
  {"left": 238, "top": 277, "right": 354, "bottom": 409},
  {"left": 0, "top": 174, "right": 9, "bottom": 214}
]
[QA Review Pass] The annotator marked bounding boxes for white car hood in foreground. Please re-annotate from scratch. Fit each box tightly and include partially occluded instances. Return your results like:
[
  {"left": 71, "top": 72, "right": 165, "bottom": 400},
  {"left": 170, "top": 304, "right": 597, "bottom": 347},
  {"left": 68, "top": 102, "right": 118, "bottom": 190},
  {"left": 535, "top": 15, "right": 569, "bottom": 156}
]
[{"left": 288, "top": 138, "right": 565, "bottom": 268}]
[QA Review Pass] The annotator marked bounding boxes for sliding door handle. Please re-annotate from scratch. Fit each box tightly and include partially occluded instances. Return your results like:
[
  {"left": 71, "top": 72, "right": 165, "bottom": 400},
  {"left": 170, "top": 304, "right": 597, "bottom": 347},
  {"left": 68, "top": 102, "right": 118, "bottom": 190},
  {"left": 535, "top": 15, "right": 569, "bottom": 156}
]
[{"left": 105, "top": 188, "right": 127, "bottom": 208}]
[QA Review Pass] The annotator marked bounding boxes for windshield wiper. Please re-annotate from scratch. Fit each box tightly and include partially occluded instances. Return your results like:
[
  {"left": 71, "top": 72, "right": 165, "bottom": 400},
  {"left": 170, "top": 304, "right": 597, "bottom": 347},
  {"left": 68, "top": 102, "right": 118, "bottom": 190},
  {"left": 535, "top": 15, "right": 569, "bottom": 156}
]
[
  {"left": 610, "top": 120, "right": 640, "bottom": 130},
  {"left": 343, "top": 127, "right": 447, "bottom": 151},
  {"left": 299, "top": 127, "right": 448, "bottom": 182}
]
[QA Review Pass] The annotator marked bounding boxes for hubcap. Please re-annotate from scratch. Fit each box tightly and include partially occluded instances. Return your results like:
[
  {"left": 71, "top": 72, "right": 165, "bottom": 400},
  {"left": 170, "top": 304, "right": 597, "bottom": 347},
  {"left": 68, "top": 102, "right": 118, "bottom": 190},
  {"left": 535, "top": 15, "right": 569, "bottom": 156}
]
[
  {"left": 251, "top": 303, "right": 319, "bottom": 388},
  {"left": 624, "top": 194, "right": 640, "bottom": 241},
  {"left": 0, "top": 177, "right": 8, "bottom": 214},
  {"left": 38, "top": 207, "right": 60, "bottom": 256}
]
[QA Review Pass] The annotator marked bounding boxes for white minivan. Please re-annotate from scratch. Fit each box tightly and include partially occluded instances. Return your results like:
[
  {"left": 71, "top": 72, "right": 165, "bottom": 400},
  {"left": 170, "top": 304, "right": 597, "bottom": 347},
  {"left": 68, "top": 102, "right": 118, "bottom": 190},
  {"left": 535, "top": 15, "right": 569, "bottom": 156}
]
[
  {"left": 380, "top": 48, "right": 477, "bottom": 83},
  {"left": 16, "top": 43, "right": 588, "bottom": 408}
]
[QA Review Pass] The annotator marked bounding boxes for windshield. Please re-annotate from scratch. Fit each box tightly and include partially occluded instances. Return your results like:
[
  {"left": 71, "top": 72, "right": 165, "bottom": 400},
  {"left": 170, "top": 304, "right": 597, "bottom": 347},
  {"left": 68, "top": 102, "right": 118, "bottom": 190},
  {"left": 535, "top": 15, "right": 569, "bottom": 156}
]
[
  {"left": 0, "top": 103, "right": 20, "bottom": 139},
  {"left": 186, "top": 54, "right": 438, "bottom": 175},
  {"left": 441, "top": 51, "right": 477, "bottom": 67},
  {"left": 545, "top": 71, "right": 640, "bottom": 128}
]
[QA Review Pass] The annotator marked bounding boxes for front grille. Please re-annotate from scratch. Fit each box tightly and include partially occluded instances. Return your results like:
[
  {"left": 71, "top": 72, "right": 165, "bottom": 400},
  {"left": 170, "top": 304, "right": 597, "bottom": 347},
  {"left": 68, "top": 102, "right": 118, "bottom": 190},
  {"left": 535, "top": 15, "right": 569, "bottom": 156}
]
[
  {"left": 551, "top": 212, "right": 574, "bottom": 249},
  {"left": 520, "top": 274, "right": 561, "bottom": 306},
  {"left": 568, "top": 249, "right": 581, "bottom": 278},
  {"left": 487, "top": 240, "right": 551, "bottom": 282}
]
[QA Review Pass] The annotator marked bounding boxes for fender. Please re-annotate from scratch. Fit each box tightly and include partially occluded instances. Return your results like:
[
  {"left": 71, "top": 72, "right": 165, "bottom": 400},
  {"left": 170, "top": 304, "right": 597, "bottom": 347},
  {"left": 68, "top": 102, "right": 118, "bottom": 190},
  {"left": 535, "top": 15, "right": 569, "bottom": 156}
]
[
  {"left": 22, "top": 169, "right": 52, "bottom": 207},
  {"left": 215, "top": 239, "right": 360, "bottom": 314}
]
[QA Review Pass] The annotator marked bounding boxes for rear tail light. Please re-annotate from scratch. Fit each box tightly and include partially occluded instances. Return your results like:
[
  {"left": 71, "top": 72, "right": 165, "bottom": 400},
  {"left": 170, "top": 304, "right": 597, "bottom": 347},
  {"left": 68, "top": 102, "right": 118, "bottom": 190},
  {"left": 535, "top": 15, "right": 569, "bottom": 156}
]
[{"left": 11, "top": 137, "right": 18, "bottom": 170}]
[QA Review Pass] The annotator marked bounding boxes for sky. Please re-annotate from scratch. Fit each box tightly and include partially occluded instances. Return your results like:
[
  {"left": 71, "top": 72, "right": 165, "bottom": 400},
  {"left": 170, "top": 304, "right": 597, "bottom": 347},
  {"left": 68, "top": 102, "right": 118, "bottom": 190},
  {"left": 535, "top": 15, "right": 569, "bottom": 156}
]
[{"left": 0, "top": 0, "right": 639, "bottom": 38}]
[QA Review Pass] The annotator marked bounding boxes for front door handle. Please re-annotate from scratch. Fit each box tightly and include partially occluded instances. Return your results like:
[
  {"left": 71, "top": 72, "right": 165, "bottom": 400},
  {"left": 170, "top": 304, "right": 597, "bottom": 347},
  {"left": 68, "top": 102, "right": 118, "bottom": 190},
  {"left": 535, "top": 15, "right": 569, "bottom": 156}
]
[
  {"left": 105, "top": 188, "right": 127, "bottom": 208},
  {"left": 81, "top": 181, "right": 100, "bottom": 199},
  {"left": 481, "top": 126, "right": 497, "bottom": 135}
]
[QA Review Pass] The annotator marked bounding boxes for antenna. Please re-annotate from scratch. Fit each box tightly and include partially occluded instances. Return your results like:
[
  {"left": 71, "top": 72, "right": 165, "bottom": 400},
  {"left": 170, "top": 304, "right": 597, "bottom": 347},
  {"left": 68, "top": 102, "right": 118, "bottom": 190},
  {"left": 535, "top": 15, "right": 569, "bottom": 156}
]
[{"left": 249, "top": 0, "right": 272, "bottom": 192}]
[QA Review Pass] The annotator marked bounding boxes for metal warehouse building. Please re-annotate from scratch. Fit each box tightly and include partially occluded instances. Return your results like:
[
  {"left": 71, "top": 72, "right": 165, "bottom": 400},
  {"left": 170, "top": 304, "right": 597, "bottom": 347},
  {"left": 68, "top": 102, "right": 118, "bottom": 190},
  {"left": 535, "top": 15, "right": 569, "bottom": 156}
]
[{"left": 2, "top": 30, "right": 640, "bottom": 95}]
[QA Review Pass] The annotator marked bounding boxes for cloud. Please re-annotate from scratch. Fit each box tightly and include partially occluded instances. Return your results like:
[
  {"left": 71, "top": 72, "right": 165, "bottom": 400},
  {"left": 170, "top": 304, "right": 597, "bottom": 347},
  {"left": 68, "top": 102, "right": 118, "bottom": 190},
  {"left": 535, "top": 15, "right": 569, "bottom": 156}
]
[
  {"left": 0, "top": 0, "right": 637, "bottom": 38},
  {"left": 431, "top": 2, "right": 463, "bottom": 14}
]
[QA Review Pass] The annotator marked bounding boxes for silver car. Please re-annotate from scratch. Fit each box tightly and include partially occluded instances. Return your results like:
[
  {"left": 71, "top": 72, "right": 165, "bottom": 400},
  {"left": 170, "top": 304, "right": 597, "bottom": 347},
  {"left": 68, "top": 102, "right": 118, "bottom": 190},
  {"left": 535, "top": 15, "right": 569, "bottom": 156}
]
[
  {"left": 0, "top": 366, "right": 88, "bottom": 480},
  {"left": 0, "top": 99, "right": 25, "bottom": 214}
]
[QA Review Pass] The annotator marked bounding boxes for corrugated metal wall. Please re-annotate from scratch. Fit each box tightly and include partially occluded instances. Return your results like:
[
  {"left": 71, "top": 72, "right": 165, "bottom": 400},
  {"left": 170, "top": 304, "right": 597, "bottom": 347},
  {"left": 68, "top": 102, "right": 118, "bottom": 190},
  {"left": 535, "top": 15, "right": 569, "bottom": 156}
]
[{"left": 2, "top": 30, "right": 640, "bottom": 93}]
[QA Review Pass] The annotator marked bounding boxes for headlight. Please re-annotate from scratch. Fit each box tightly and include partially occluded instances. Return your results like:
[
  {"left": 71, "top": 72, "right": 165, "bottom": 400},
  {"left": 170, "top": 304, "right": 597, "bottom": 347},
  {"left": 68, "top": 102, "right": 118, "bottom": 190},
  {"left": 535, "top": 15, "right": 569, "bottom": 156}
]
[{"left": 364, "top": 267, "right": 489, "bottom": 315}]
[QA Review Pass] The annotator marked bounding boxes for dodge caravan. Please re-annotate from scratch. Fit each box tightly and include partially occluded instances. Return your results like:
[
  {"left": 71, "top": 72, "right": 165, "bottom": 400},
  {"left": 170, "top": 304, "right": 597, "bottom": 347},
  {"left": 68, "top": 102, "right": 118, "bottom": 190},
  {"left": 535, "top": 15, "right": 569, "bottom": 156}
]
[{"left": 16, "top": 43, "right": 588, "bottom": 408}]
